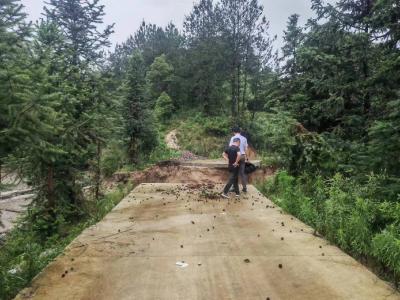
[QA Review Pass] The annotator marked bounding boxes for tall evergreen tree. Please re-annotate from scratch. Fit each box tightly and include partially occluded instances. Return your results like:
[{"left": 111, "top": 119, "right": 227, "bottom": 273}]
[
  {"left": 281, "top": 14, "right": 303, "bottom": 77},
  {"left": 183, "top": 0, "right": 229, "bottom": 114},
  {"left": 146, "top": 54, "right": 174, "bottom": 105},
  {"left": 13, "top": 0, "right": 116, "bottom": 221},
  {"left": 123, "top": 52, "right": 157, "bottom": 163},
  {"left": 0, "top": 0, "right": 30, "bottom": 183},
  {"left": 217, "top": 0, "right": 273, "bottom": 118},
  {"left": 44, "top": 0, "right": 114, "bottom": 67}
]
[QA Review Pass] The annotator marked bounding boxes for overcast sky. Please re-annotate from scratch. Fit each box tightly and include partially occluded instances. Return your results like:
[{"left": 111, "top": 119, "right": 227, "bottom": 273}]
[{"left": 20, "top": 0, "right": 332, "bottom": 50}]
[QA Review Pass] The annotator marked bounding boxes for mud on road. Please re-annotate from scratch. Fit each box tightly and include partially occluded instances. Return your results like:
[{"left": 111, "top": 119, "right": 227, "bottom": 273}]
[{"left": 112, "top": 160, "right": 274, "bottom": 188}]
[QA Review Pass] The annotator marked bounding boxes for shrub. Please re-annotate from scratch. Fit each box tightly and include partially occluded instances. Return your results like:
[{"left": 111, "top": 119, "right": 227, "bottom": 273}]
[
  {"left": 155, "top": 92, "right": 174, "bottom": 122},
  {"left": 101, "top": 141, "right": 127, "bottom": 177},
  {"left": 372, "top": 226, "right": 400, "bottom": 282},
  {"left": 176, "top": 114, "right": 229, "bottom": 158},
  {"left": 247, "top": 112, "right": 297, "bottom": 167}
]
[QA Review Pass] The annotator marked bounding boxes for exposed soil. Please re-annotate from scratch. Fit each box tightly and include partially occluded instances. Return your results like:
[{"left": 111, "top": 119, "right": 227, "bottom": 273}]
[
  {"left": 112, "top": 161, "right": 275, "bottom": 188},
  {"left": 165, "top": 129, "right": 180, "bottom": 150},
  {"left": 110, "top": 129, "right": 272, "bottom": 188}
]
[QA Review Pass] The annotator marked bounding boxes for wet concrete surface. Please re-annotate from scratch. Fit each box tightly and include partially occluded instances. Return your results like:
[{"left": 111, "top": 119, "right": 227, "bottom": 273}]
[{"left": 16, "top": 183, "right": 400, "bottom": 300}]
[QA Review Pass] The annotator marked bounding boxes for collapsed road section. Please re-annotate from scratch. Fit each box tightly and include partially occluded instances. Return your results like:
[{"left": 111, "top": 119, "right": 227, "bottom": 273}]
[{"left": 16, "top": 183, "right": 399, "bottom": 300}]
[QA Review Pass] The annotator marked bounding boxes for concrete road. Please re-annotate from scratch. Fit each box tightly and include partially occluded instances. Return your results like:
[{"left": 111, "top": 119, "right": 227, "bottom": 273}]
[{"left": 16, "top": 183, "right": 400, "bottom": 300}]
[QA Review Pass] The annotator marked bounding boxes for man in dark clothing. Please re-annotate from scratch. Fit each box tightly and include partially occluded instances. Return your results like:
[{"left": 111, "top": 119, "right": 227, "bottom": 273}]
[
  {"left": 229, "top": 126, "right": 248, "bottom": 193},
  {"left": 221, "top": 138, "right": 241, "bottom": 198}
]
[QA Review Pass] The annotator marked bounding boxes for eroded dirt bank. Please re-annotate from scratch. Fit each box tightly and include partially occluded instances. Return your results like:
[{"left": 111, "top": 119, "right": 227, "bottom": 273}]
[{"left": 112, "top": 160, "right": 275, "bottom": 187}]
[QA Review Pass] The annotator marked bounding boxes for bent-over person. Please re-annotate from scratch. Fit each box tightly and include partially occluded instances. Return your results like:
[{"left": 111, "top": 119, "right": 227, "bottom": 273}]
[{"left": 229, "top": 126, "right": 248, "bottom": 193}]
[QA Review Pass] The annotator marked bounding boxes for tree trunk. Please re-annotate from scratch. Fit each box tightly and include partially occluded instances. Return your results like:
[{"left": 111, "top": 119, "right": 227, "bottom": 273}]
[
  {"left": 95, "top": 140, "right": 101, "bottom": 200},
  {"left": 129, "top": 136, "right": 139, "bottom": 164},
  {"left": 47, "top": 165, "right": 55, "bottom": 210},
  {"left": 242, "top": 73, "right": 248, "bottom": 116},
  {"left": 237, "top": 64, "right": 241, "bottom": 115},
  {"left": 231, "top": 72, "right": 237, "bottom": 117}
]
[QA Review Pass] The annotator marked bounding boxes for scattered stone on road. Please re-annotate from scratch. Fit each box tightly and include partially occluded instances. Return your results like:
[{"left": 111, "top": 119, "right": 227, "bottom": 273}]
[{"left": 16, "top": 183, "right": 400, "bottom": 300}]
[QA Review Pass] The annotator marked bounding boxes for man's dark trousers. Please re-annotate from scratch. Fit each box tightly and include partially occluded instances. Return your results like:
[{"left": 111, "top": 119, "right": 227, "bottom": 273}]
[
  {"left": 223, "top": 166, "right": 240, "bottom": 195},
  {"left": 239, "top": 155, "right": 247, "bottom": 191}
]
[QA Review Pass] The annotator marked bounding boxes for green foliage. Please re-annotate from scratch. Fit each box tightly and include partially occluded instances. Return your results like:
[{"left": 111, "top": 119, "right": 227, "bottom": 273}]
[
  {"left": 146, "top": 54, "right": 174, "bottom": 104},
  {"left": 0, "top": 0, "right": 31, "bottom": 167},
  {"left": 155, "top": 92, "right": 175, "bottom": 122},
  {"left": 123, "top": 52, "right": 158, "bottom": 163},
  {"left": 372, "top": 226, "right": 400, "bottom": 278},
  {"left": 101, "top": 141, "right": 127, "bottom": 177},
  {"left": 176, "top": 114, "right": 230, "bottom": 158},
  {"left": 246, "top": 112, "right": 297, "bottom": 167}
]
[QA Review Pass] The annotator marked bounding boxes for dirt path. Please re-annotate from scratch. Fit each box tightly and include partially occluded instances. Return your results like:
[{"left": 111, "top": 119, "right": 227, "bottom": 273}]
[
  {"left": 165, "top": 129, "right": 180, "bottom": 150},
  {"left": 17, "top": 183, "right": 399, "bottom": 300}
]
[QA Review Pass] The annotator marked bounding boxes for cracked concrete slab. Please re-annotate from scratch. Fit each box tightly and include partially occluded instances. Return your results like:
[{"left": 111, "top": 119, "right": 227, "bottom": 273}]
[{"left": 16, "top": 183, "right": 400, "bottom": 300}]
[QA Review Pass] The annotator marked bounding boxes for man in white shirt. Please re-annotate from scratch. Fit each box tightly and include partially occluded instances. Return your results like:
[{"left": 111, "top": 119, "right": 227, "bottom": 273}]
[{"left": 229, "top": 126, "right": 248, "bottom": 193}]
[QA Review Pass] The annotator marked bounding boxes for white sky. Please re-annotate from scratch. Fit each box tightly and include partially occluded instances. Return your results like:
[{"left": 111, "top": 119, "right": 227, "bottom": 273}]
[{"left": 20, "top": 0, "right": 334, "bottom": 50}]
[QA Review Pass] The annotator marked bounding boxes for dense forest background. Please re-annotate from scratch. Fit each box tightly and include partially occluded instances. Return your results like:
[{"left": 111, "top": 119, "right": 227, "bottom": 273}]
[{"left": 1, "top": 0, "right": 399, "bottom": 298}]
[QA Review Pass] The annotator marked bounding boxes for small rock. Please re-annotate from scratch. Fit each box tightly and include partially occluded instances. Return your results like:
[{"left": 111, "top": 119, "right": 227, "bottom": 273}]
[{"left": 244, "top": 258, "right": 251, "bottom": 263}]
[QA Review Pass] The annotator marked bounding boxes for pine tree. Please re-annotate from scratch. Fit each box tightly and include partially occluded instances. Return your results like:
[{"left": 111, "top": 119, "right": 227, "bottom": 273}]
[
  {"left": 217, "top": 0, "right": 273, "bottom": 118},
  {"left": 281, "top": 14, "right": 303, "bottom": 77},
  {"left": 123, "top": 52, "right": 158, "bottom": 163},
  {"left": 11, "top": 0, "right": 116, "bottom": 222},
  {"left": 155, "top": 92, "right": 174, "bottom": 122},
  {"left": 146, "top": 54, "right": 174, "bottom": 105},
  {"left": 183, "top": 0, "right": 229, "bottom": 115},
  {"left": 0, "top": 0, "right": 31, "bottom": 184},
  {"left": 44, "top": 0, "right": 114, "bottom": 66}
]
